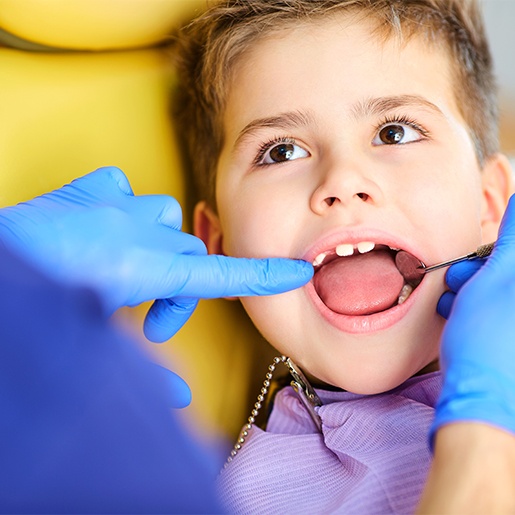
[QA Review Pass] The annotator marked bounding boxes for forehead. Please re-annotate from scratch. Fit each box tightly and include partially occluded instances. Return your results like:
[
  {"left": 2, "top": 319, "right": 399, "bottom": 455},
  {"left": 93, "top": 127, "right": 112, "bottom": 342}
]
[{"left": 222, "top": 13, "right": 459, "bottom": 135}]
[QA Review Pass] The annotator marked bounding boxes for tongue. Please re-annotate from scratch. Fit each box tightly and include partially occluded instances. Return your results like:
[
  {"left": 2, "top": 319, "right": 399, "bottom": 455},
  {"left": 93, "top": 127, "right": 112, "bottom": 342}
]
[{"left": 313, "top": 249, "right": 405, "bottom": 316}]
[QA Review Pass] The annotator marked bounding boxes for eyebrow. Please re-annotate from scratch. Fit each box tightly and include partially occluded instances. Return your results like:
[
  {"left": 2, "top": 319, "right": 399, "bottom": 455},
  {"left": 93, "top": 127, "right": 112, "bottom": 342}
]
[
  {"left": 350, "top": 95, "right": 444, "bottom": 119},
  {"left": 232, "top": 94, "right": 443, "bottom": 151},
  {"left": 233, "top": 110, "right": 316, "bottom": 150}
]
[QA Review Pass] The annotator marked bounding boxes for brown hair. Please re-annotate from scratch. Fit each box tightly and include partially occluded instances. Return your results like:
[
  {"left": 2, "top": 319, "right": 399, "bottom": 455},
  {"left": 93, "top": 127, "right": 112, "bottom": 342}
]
[{"left": 172, "top": 0, "right": 497, "bottom": 207}]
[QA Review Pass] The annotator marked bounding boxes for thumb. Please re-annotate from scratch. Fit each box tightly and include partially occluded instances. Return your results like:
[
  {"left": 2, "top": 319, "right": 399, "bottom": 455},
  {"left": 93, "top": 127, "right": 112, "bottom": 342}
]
[
  {"left": 488, "top": 194, "right": 515, "bottom": 262},
  {"left": 497, "top": 193, "right": 515, "bottom": 244},
  {"left": 144, "top": 298, "right": 199, "bottom": 343},
  {"left": 444, "top": 259, "right": 484, "bottom": 293},
  {"left": 472, "top": 194, "right": 515, "bottom": 277}
]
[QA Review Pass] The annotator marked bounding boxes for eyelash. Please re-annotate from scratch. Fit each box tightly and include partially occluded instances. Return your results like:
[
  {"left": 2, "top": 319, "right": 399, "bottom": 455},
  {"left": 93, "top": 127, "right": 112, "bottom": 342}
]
[
  {"left": 253, "top": 136, "right": 297, "bottom": 166},
  {"left": 375, "top": 114, "right": 430, "bottom": 140},
  {"left": 252, "top": 115, "right": 429, "bottom": 165}
]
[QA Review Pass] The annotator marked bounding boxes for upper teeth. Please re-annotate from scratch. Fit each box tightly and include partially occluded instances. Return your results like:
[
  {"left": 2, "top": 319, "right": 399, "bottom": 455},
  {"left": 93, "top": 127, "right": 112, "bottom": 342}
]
[
  {"left": 357, "top": 241, "right": 375, "bottom": 254},
  {"left": 335, "top": 244, "right": 354, "bottom": 257},
  {"left": 313, "top": 241, "right": 376, "bottom": 266},
  {"left": 312, "top": 252, "right": 328, "bottom": 267}
]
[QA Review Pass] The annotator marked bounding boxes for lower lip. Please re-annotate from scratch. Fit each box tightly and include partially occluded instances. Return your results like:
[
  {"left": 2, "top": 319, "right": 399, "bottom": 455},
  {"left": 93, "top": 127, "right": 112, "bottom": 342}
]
[{"left": 305, "top": 278, "right": 426, "bottom": 334}]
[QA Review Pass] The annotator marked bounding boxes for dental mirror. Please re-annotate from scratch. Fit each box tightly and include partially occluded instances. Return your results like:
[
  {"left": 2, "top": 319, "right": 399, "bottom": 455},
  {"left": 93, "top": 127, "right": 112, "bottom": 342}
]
[{"left": 395, "top": 242, "right": 495, "bottom": 283}]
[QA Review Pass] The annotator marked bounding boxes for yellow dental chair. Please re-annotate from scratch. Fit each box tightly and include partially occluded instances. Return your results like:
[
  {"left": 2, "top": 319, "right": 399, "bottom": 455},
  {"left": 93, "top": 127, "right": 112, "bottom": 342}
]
[{"left": 0, "top": 0, "right": 275, "bottom": 442}]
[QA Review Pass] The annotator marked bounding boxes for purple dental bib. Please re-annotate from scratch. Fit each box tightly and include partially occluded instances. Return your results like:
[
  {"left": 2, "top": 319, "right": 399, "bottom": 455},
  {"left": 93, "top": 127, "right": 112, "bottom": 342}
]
[{"left": 218, "top": 372, "right": 441, "bottom": 514}]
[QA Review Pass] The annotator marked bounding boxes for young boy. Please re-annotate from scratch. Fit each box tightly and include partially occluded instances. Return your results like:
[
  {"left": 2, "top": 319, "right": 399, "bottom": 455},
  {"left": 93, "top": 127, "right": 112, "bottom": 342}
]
[{"left": 173, "top": 0, "right": 514, "bottom": 512}]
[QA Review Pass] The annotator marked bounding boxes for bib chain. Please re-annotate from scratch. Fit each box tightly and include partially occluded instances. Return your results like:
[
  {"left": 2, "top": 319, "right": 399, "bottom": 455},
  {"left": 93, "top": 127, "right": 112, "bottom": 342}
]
[{"left": 224, "top": 355, "right": 322, "bottom": 468}]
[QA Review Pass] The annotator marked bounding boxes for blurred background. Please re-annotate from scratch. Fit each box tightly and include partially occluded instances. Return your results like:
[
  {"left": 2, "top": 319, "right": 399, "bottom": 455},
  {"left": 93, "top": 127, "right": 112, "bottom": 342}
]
[{"left": 482, "top": 0, "right": 515, "bottom": 160}]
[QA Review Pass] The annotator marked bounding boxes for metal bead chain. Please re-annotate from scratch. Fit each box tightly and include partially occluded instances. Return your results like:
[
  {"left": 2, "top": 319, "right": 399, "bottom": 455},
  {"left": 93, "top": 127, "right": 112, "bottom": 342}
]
[{"left": 224, "top": 355, "right": 288, "bottom": 468}]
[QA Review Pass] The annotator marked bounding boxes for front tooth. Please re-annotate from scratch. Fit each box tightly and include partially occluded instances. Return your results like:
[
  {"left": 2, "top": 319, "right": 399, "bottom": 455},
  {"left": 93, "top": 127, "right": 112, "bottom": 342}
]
[
  {"left": 357, "top": 241, "right": 375, "bottom": 254},
  {"left": 313, "top": 252, "right": 327, "bottom": 266},
  {"left": 336, "top": 244, "right": 354, "bottom": 257}
]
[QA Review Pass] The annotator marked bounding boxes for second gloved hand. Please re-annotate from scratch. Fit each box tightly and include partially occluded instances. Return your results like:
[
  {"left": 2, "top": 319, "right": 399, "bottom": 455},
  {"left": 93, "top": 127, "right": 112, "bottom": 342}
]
[
  {"left": 0, "top": 167, "right": 313, "bottom": 342},
  {"left": 431, "top": 194, "right": 515, "bottom": 443}
]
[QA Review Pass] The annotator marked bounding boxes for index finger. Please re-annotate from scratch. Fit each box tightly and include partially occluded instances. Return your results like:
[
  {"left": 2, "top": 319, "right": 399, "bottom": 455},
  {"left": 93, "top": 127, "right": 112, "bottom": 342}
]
[{"left": 160, "top": 253, "right": 314, "bottom": 299}]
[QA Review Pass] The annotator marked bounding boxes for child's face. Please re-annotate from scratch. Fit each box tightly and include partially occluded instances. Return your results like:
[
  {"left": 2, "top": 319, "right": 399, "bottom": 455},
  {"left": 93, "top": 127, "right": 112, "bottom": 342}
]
[{"left": 195, "top": 15, "right": 510, "bottom": 393}]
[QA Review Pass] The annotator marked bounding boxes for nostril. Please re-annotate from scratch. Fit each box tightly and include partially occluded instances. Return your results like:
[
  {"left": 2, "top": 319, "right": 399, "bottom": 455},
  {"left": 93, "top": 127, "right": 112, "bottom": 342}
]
[{"left": 321, "top": 192, "right": 369, "bottom": 207}]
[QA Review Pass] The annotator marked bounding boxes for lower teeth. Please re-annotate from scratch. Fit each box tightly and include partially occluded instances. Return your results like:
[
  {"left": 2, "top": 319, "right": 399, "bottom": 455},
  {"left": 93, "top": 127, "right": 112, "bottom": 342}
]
[{"left": 398, "top": 284, "right": 413, "bottom": 305}]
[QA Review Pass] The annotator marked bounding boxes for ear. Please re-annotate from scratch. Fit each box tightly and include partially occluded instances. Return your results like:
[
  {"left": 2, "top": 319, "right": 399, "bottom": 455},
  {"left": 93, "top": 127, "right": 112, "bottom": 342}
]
[
  {"left": 193, "top": 200, "right": 225, "bottom": 255},
  {"left": 480, "top": 153, "right": 515, "bottom": 242},
  {"left": 194, "top": 201, "right": 239, "bottom": 301}
]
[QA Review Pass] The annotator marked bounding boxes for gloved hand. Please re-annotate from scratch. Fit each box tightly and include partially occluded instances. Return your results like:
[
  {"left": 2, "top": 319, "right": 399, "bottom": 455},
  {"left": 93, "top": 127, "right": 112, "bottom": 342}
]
[
  {"left": 0, "top": 243, "right": 221, "bottom": 511},
  {"left": 0, "top": 167, "right": 313, "bottom": 343},
  {"left": 431, "top": 194, "right": 515, "bottom": 444},
  {"left": 437, "top": 260, "right": 484, "bottom": 319}
]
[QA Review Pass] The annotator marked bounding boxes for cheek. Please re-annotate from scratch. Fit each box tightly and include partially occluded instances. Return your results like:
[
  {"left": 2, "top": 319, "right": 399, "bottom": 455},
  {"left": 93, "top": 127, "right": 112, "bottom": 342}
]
[
  {"left": 404, "top": 158, "right": 483, "bottom": 241},
  {"left": 217, "top": 184, "right": 301, "bottom": 258},
  {"left": 240, "top": 292, "right": 304, "bottom": 358},
  {"left": 219, "top": 194, "right": 268, "bottom": 256}
]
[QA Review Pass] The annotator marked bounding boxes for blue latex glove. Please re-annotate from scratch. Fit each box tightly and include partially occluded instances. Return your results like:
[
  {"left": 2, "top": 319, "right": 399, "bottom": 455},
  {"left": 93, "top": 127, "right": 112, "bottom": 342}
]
[
  {"left": 0, "top": 167, "right": 313, "bottom": 344},
  {"left": 437, "top": 260, "right": 484, "bottom": 320},
  {"left": 431, "top": 194, "right": 515, "bottom": 444},
  {"left": 0, "top": 245, "right": 222, "bottom": 513}
]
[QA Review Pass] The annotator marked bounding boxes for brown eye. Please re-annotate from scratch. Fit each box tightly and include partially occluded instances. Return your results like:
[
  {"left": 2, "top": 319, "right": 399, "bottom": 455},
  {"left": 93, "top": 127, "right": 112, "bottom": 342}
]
[
  {"left": 258, "top": 140, "right": 309, "bottom": 165},
  {"left": 269, "top": 143, "right": 295, "bottom": 162},
  {"left": 373, "top": 121, "right": 425, "bottom": 146},
  {"left": 379, "top": 124, "right": 405, "bottom": 144}
]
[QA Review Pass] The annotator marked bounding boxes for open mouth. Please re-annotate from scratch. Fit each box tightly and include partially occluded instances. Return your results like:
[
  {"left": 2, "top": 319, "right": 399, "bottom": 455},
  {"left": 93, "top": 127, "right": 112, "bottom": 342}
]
[{"left": 312, "top": 242, "right": 424, "bottom": 317}]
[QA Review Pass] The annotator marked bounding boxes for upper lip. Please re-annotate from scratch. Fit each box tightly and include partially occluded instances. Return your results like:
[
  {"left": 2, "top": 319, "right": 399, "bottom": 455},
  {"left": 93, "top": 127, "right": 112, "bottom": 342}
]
[{"left": 302, "top": 227, "right": 424, "bottom": 266}]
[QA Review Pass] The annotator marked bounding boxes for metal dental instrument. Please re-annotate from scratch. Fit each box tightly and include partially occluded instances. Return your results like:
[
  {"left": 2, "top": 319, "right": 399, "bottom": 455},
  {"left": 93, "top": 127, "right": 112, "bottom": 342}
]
[
  {"left": 395, "top": 242, "right": 495, "bottom": 283},
  {"left": 422, "top": 241, "right": 495, "bottom": 273}
]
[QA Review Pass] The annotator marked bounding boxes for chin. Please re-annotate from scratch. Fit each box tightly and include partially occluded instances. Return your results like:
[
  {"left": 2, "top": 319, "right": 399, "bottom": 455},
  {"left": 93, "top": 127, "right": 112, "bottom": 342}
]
[
  {"left": 336, "top": 373, "right": 421, "bottom": 395},
  {"left": 242, "top": 282, "right": 442, "bottom": 396},
  {"left": 303, "top": 352, "right": 440, "bottom": 395}
]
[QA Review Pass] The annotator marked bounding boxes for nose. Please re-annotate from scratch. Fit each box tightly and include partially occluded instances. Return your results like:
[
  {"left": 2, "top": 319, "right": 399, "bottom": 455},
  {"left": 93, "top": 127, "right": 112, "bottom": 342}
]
[{"left": 309, "top": 159, "right": 383, "bottom": 215}]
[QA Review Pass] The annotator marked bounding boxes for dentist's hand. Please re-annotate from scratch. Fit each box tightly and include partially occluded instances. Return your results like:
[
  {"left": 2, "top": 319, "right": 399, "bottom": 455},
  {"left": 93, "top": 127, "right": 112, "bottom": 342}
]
[
  {"left": 0, "top": 167, "right": 313, "bottom": 343},
  {"left": 431, "top": 194, "right": 515, "bottom": 443},
  {"left": 437, "top": 261, "right": 484, "bottom": 320}
]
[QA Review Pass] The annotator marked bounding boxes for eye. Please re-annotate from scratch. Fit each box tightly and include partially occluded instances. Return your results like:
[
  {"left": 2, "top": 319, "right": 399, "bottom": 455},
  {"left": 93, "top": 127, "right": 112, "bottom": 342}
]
[
  {"left": 256, "top": 138, "right": 310, "bottom": 165},
  {"left": 372, "top": 119, "right": 427, "bottom": 146}
]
